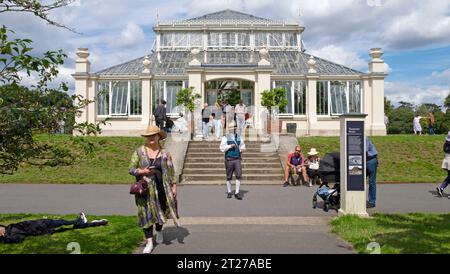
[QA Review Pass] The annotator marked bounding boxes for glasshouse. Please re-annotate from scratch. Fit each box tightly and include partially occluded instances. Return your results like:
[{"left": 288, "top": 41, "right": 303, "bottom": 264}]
[{"left": 73, "top": 9, "right": 387, "bottom": 136}]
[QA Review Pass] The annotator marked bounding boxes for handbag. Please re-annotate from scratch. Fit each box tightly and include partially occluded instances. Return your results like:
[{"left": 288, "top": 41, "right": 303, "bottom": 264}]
[{"left": 129, "top": 149, "right": 160, "bottom": 196}]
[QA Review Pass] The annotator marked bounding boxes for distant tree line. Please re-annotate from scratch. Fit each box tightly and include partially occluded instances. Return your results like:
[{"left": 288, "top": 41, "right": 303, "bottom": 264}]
[{"left": 385, "top": 93, "right": 450, "bottom": 134}]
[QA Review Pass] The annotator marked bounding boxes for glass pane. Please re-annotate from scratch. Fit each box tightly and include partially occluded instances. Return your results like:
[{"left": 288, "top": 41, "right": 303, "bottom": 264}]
[
  {"left": 173, "top": 32, "right": 188, "bottom": 47},
  {"left": 190, "top": 33, "right": 203, "bottom": 47},
  {"left": 349, "top": 81, "right": 361, "bottom": 113},
  {"left": 294, "top": 81, "right": 306, "bottom": 115},
  {"left": 269, "top": 32, "right": 283, "bottom": 47},
  {"left": 241, "top": 80, "right": 253, "bottom": 89},
  {"left": 208, "top": 32, "right": 220, "bottom": 47},
  {"left": 330, "top": 81, "right": 347, "bottom": 115},
  {"left": 111, "top": 81, "right": 128, "bottom": 115},
  {"left": 241, "top": 90, "right": 252, "bottom": 107},
  {"left": 221, "top": 32, "right": 235, "bottom": 47},
  {"left": 275, "top": 81, "right": 292, "bottom": 114},
  {"left": 205, "top": 81, "right": 217, "bottom": 89},
  {"left": 285, "top": 32, "right": 297, "bottom": 47},
  {"left": 237, "top": 33, "right": 250, "bottom": 47},
  {"left": 160, "top": 33, "right": 172, "bottom": 47},
  {"left": 166, "top": 81, "right": 183, "bottom": 114},
  {"left": 206, "top": 90, "right": 217, "bottom": 106},
  {"left": 152, "top": 80, "right": 165, "bottom": 113},
  {"left": 96, "top": 81, "right": 109, "bottom": 116},
  {"left": 316, "top": 81, "right": 329, "bottom": 115},
  {"left": 130, "top": 81, "right": 142, "bottom": 115},
  {"left": 255, "top": 32, "right": 267, "bottom": 47}
]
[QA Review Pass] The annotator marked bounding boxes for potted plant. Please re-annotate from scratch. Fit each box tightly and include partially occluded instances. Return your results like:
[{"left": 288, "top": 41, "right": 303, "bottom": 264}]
[
  {"left": 261, "top": 87, "right": 288, "bottom": 134},
  {"left": 175, "top": 87, "right": 201, "bottom": 140}
]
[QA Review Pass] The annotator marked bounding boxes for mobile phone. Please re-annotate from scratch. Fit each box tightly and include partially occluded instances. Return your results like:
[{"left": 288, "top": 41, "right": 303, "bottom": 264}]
[{"left": 148, "top": 166, "right": 156, "bottom": 170}]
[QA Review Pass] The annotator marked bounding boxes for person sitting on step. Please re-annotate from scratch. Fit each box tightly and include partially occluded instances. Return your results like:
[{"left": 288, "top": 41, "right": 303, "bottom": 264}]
[{"left": 283, "top": 146, "right": 309, "bottom": 187}]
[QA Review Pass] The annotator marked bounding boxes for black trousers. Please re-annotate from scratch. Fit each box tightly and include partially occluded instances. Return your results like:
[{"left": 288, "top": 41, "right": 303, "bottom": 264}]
[{"left": 143, "top": 186, "right": 167, "bottom": 239}]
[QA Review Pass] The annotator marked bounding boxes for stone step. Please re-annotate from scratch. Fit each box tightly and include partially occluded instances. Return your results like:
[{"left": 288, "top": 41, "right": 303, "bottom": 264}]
[
  {"left": 183, "top": 163, "right": 283, "bottom": 168},
  {"left": 184, "top": 157, "right": 280, "bottom": 163},
  {"left": 182, "top": 174, "right": 284, "bottom": 181},
  {"left": 182, "top": 168, "right": 284, "bottom": 175},
  {"left": 187, "top": 148, "right": 274, "bottom": 153},
  {"left": 185, "top": 152, "right": 279, "bottom": 157}
]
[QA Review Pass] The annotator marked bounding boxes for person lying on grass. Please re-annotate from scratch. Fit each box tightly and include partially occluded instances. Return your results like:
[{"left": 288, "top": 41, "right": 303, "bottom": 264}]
[{"left": 0, "top": 212, "right": 108, "bottom": 244}]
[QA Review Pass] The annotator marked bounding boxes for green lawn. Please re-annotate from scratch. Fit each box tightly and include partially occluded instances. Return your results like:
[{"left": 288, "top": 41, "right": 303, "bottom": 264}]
[
  {"left": 299, "top": 135, "right": 447, "bottom": 183},
  {"left": 0, "top": 213, "right": 143, "bottom": 254},
  {"left": 331, "top": 213, "right": 450, "bottom": 254},
  {"left": 0, "top": 134, "right": 447, "bottom": 184}
]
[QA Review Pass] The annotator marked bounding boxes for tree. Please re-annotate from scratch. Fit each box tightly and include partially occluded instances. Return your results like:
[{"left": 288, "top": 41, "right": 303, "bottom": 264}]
[
  {"left": 0, "top": 1, "right": 104, "bottom": 174},
  {"left": 0, "top": 0, "right": 79, "bottom": 33},
  {"left": 175, "top": 87, "right": 201, "bottom": 140},
  {"left": 261, "top": 87, "right": 288, "bottom": 115}
]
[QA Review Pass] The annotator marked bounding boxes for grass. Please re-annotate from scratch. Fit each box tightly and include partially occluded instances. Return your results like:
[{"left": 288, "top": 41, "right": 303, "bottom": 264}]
[
  {"left": 331, "top": 213, "right": 450, "bottom": 254},
  {"left": 0, "top": 213, "right": 143, "bottom": 254},
  {"left": 0, "top": 134, "right": 447, "bottom": 184},
  {"left": 299, "top": 134, "right": 447, "bottom": 183}
]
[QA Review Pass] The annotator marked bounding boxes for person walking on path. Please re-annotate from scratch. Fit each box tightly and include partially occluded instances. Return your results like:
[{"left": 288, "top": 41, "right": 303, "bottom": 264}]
[
  {"left": 235, "top": 100, "right": 247, "bottom": 137},
  {"left": 202, "top": 103, "right": 211, "bottom": 139},
  {"left": 0, "top": 213, "right": 107, "bottom": 244},
  {"left": 436, "top": 132, "right": 450, "bottom": 199},
  {"left": 366, "top": 137, "right": 379, "bottom": 208},
  {"left": 153, "top": 100, "right": 167, "bottom": 129},
  {"left": 413, "top": 114, "right": 423, "bottom": 135},
  {"left": 428, "top": 112, "right": 436, "bottom": 135},
  {"left": 213, "top": 102, "right": 223, "bottom": 140},
  {"left": 220, "top": 122, "right": 246, "bottom": 200},
  {"left": 129, "top": 125, "right": 179, "bottom": 254}
]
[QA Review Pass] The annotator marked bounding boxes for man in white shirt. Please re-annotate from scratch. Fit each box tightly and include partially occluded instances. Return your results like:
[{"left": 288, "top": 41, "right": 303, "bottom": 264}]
[
  {"left": 219, "top": 122, "right": 246, "bottom": 200},
  {"left": 235, "top": 100, "right": 247, "bottom": 137}
]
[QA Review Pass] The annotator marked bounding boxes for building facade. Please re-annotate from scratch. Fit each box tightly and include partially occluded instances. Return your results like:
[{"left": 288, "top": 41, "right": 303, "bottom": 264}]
[{"left": 73, "top": 9, "right": 387, "bottom": 137}]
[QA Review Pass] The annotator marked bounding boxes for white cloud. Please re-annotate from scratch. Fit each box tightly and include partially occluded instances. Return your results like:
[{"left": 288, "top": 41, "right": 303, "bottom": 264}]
[
  {"left": 108, "top": 22, "right": 145, "bottom": 49},
  {"left": 431, "top": 68, "right": 450, "bottom": 82},
  {"left": 309, "top": 45, "right": 367, "bottom": 71},
  {"left": 385, "top": 81, "right": 450, "bottom": 106}
]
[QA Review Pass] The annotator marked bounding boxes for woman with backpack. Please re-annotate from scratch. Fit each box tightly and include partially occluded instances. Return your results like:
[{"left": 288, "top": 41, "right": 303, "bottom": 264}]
[{"left": 436, "top": 131, "right": 450, "bottom": 199}]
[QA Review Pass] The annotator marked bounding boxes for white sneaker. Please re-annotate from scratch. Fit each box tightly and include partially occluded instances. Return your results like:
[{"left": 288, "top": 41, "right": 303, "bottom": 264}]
[
  {"left": 142, "top": 240, "right": 153, "bottom": 254},
  {"left": 156, "top": 231, "right": 164, "bottom": 244}
]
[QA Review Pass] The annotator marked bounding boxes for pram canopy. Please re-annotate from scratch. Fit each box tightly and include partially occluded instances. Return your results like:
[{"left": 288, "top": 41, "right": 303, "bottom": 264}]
[{"left": 318, "top": 152, "right": 340, "bottom": 183}]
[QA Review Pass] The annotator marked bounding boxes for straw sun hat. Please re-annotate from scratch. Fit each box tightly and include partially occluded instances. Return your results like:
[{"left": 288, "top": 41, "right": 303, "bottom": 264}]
[
  {"left": 141, "top": 124, "right": 167, "bottom": 140},
  {"left": 308, "top": 148, "right": 319, "bottom": 156}
]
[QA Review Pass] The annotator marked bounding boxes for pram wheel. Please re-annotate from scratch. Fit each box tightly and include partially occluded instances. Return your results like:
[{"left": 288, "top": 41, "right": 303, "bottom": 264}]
[
  {"left": 323, "top": 203, "right": 329, "bottom": 212},
  {"left": 312, "top": 194, "right": 318, "bottom": 209}
]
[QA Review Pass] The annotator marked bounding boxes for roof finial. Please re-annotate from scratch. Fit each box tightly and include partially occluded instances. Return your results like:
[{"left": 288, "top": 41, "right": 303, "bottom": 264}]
[
  {"left": 297, "top": 8, "right": 303, "bottom": 25},
  {"left": 156, "top": 8, "right": 160, "bottom": 24}
]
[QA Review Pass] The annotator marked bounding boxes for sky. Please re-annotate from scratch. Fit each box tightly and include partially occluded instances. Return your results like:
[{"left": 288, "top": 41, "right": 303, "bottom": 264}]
[{"left": 1, "top": 0, "right": 450, "bottom": 107}]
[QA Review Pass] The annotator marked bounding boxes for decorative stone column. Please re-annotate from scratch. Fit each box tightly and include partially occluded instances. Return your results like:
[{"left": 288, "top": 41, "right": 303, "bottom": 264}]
[
  {"left": 256, "top": 47, "right": 273, "bottom": 136},
  {"left": 367, "top": 48, "right": 387, "bottom": 136},
  {"left": 140, "top": 56, "right": 152, "bottom": 126},
  {"left": 187, "top": 48, "right": 204, "bottom": 140},
  {"left": 73, "top": 48, "right": 91, "bottom": 134},
  {"left": 306, "top": 56, "right": 319, "bottom": 136}
]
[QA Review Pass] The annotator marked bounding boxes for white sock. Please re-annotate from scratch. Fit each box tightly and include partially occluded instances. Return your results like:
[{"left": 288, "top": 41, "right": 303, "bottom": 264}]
[
  {"left": 235, "top": 180, "right": 241, "bottom": 194},
  {"left": 226, "top": 181, "right": 232, "bottom": 193}
]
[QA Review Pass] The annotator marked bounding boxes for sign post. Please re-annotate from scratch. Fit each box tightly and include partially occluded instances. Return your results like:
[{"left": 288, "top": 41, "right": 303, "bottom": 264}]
[{"left": 338, "top": 114, "right": 369, "bottom": 217}]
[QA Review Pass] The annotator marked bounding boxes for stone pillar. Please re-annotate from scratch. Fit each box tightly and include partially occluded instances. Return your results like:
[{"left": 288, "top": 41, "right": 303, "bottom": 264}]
[
  {"left": 307, "top": 56, "right": 318, "bottom": 136},
  {"left": 256, "top": 47, "right": 273, "bottom": 136},
  {"left": 141, "top": 56, "right": 152, "bottom": 127},
  {"left": 73, "top": 48, "right": 91, "bottom": 134},
  {"left": 367, "top": 48, "right": 387, "bottom": 136},
  {"left": 187, "top": 48, "right": 204, "bottom": 140}
]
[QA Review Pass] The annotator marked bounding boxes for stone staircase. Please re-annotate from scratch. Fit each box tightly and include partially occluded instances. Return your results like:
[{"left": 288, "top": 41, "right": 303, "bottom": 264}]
[{"left": 181, "top": 137, "right": 284, "bottom": 184}]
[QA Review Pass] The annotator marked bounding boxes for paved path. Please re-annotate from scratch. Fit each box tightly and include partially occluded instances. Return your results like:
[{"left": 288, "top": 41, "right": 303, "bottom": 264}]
[{"left": 0, "top": 183, "right": 448, "bottom": 254}]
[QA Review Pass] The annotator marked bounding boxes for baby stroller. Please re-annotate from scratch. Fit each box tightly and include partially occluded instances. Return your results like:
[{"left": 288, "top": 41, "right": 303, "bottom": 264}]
[{"left": 312, "top": 152, "right": 341, "bottom": 212}]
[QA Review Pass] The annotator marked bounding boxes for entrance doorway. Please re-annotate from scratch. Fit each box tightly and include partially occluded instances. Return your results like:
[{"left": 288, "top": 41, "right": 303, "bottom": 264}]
[{"left": 205, "top": 80, "right": 253, "bottom": 107}]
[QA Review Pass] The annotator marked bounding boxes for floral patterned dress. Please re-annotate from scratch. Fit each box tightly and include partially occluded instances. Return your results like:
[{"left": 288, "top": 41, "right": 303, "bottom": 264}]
[{"left": 128, "top": 146, "right": 179, "bottom": 229}]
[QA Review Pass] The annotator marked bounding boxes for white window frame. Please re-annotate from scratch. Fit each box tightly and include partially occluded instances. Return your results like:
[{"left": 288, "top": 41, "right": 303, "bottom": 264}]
[
  {"left": 97, "top": 80, "right": 143, "bottom": 118},
  {"left": 316, "top": 80, "right": 363, "bottom": 117}
]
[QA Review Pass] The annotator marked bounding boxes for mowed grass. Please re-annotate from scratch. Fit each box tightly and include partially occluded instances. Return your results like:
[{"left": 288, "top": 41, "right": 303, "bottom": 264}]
[
  {"left": 0, "top": 213, "right": 143, "bottom": 254},
  {"left": 331, "top": 213, "right": 450, "bottom": 254},
  {"left": 0, "top": 134, "right": 447, "bottom": 184},
  {"left": 299, "top": 135, "right": 447, "bottom": 183}
]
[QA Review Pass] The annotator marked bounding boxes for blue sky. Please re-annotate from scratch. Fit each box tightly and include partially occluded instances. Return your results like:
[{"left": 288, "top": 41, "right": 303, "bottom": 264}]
[{"left": 1, "top": 0, "right": 449, "bottom": 107}]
